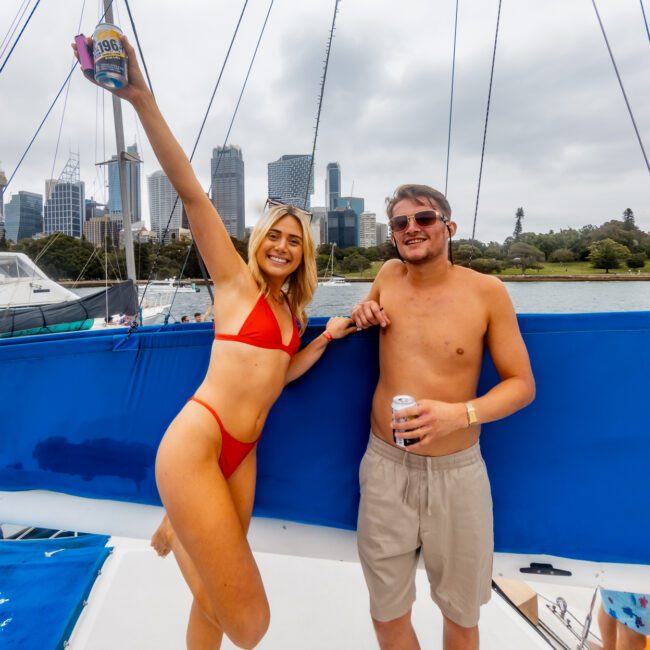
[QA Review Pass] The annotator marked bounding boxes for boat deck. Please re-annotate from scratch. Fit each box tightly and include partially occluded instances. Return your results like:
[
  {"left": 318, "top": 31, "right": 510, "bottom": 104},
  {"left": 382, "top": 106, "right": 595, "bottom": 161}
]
[{"left": 69, "top": 537, "right": 552, "bottom": 649}]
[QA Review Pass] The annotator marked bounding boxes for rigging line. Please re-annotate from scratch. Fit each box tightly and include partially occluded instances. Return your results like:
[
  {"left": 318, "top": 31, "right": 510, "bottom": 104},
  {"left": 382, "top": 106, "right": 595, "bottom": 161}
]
[
  {"left": 190, "top": 0, "right": 250, "bottom": 163},
  {"left": 33, "top": 231, "right": 61, "bottom": 265},
  {"left": 165, "top": 0, "right": 274, "bottom": 321},
  {"left": 0, "top": 0, "right": 30, "bottom": 60},
  {"left": 303, "top": 0, "right": 341, "bottom": 211},
  {"left": 471, "top": 0, "right": 502, "bottom": 241},
  {"left": 444, "top": 0, "right": 460, "bottom": 197},
  {"left": 4, "top": 65, "right": 75, "bottom": 194},
  {"left": 48, "top": 1, "right": 88, "bottom": 197},
  {"left": 123, "top": 0, "right": 155, "bottom": 99},
  {"left": 72, "top": 247, "right": 98, "bottom": 288},
  {"left": 590, "top": 0, "right": 650, "bottom": 174},
  {"left": 0, "top": 0, "right": 41, "bottom": 75},
  {"left": 641, "top": 0, "right": 650, "bottom": 43},
  {"left": 133, "top": 0, "right": 251, "bottom": 325},
  {"left": 4, "top": 0, "right": 116, "bottom": 194}
]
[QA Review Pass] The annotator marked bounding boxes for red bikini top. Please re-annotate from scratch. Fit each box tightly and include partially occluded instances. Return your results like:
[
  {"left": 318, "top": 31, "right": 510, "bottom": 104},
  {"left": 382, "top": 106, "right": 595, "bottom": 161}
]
[{"left": 214, "top": 293, "right": 300, "bottom": 356}]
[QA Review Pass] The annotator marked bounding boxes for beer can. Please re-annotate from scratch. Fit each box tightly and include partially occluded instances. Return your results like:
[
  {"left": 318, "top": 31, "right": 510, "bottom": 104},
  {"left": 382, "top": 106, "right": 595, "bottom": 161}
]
[
  {"left": 93, "top": 23, "right": 128, "bottom": 89},
  {"left": 392, "top": 395, "right": 420, "bottom": 448}
]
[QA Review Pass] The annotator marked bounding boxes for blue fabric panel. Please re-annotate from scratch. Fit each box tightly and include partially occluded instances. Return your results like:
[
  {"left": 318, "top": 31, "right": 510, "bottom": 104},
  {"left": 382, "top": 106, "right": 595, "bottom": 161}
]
[
  {"left": 0, "top": 313, "right": 649, "bottom": 566},
  {"left": 0, "top": 535, "right": 111, "bottom": 649}
]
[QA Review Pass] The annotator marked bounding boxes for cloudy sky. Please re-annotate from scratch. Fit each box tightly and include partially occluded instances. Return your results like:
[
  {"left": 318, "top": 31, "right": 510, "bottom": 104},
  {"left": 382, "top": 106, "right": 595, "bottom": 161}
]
[{"left": 1, "top": 0, "right": 648, "bottom": 242}]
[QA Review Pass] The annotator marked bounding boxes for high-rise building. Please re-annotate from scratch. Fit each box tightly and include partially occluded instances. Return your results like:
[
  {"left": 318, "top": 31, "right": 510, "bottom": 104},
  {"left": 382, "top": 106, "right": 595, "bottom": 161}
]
[
  {"left": 43, "top": 155, "right": 85, "bottom": 237},
  {"left": 267, "top": 155, "right": 314, "bottom": 209},
  {"left": 83, "top": 214, "right": 122, "bottom": 248},
  {"left": 335, "top": 196, "right": 364, "bottom": 217},
  {"left": 211, "top": 145, "right": 245, "bottom": 240},
  {"left": 376, "top": 222, "right": 389, "bottom": 245},
  {"left": 107, "top": 143, "right": 142, "bottom": 222},
  {"left": 148, "top": 170, "right": 182, "bottom": 242},
  {"left": 327, "top": 207, "right": 358, "bottom": 249},
  {"left": 359, "top": 212, "right": 377, "bottom": 248},
  {"left": 85, "top": 198, "right": 107, "bottom": 221},
  {"left": 325, "top": 162, "right": 340, "bottom": 211},
  {"left": 4, "top": 191, "right": 43, "bottom": 242},
  {"left": 311, "top": 206, "right": 327, "bottom": 247},
  {"left": 0, "top": 166, "right": 7, "bottom": 228}
]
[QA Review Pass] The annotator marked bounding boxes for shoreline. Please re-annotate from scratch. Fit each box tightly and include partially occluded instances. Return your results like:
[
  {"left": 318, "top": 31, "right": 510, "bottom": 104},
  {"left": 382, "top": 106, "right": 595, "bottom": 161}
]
[{"left": 62, "top": 274, "right": 650, "bottom": 287}]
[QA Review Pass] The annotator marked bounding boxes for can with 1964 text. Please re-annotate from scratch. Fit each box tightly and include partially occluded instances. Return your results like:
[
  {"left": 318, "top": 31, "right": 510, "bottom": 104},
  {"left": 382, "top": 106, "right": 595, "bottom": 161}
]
[
  {"left": 93, "top": 23, "right": 128, "bottom": 89},
  {"left": 392, "top": 395, "right": 420, "bottom": 447}
]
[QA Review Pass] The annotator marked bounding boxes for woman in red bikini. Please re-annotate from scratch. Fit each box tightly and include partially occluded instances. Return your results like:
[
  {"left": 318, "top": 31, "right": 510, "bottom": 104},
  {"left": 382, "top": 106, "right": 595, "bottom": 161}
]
[{"left": 74, "top": 37, "right": 355, "bottom": 649}]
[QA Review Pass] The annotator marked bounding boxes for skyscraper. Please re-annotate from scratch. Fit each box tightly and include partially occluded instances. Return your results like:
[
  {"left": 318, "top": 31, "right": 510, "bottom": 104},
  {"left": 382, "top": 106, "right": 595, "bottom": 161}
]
[
  {"left": 43, "top": 155, "right": 85, "bottom": 238},
  {"left": 327, "top": 207, "right": 358, "bottom": 249},
  {"left": 376, "top": 222, "right": 389, "bottom": 245},
  {"left": 211, "top": 145, "right": 245, "bottom": 240},
  {"left": 359, "top": 212, "right": 377, "bottom": 248},
  {"left": 148, "top": 170, "right": 182, "bottom": 242},
  {"left": 310, "top": 206, "right": 327, "bottom": 247},
  {"left": 107, "top": 143, "right": 142, "bottom": 222},
  {"left": 325, "top": 162, "right": 340, "bottom": 211},
  {"left": 267, "top": 155, "right": 314, "bottom": 209},
  {"left": 335, "top": 196, "right": 364, "bottom": 217},
  {"left": 0, "top": 166, "right": 7, "bottom": 228},
  {"left": 4, "top": 191, "right": 43, "bottom": 242}
]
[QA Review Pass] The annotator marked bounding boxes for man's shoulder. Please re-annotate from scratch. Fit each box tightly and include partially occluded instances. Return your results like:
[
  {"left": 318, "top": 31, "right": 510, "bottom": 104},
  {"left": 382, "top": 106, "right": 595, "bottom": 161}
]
[
  {"left": 375, "top": 258, "right": 405, "bottom": 281},
  {"left": 454, "top": 265, "right": 505, "bottom": 292}
]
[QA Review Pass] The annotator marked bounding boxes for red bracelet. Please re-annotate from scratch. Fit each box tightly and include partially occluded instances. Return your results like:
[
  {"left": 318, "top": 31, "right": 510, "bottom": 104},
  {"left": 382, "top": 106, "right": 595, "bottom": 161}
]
[{"left": 322, "top": 331, "right": 333, "bottom": 342}]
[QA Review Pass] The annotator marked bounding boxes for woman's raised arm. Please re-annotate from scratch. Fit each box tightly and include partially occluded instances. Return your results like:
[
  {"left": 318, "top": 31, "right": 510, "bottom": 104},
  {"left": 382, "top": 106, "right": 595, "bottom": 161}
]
[{"left": 75, "top": 35, "right": 247, "bottom": 285}]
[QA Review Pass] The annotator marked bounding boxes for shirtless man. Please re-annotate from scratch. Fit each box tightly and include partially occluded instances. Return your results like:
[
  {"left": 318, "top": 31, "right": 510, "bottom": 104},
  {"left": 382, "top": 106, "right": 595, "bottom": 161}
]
[{"left": 351, "top": 184, "right": 535, "bottom": 650}]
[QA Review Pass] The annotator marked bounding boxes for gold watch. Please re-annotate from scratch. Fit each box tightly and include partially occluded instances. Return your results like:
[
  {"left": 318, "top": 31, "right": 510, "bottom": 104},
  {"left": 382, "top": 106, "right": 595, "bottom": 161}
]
[{"left": 464, "top": 402, "right": 478, "bottom": 427}]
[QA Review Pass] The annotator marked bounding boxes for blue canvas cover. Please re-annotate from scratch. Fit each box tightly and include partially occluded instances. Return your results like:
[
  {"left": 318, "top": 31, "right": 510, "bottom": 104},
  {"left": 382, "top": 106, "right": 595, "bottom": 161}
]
[
  {"left": 0, "top": 312, "right": 648, "bottom": 565},
  {"left": 0, "top": 534, "right": 111, "bottom": 649}
]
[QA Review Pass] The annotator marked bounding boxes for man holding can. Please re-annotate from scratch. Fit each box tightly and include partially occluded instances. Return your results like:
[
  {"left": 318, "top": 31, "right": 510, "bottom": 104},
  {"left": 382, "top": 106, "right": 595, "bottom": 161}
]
[{"left": 351, "top": 184, "right": 535, "bottom": 650}]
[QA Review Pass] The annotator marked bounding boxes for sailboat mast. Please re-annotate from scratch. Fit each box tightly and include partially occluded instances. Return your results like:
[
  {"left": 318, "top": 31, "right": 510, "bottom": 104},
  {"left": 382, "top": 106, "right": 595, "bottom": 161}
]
[{"left": 103, "top": 0, "right": 137, "bottom": 282}]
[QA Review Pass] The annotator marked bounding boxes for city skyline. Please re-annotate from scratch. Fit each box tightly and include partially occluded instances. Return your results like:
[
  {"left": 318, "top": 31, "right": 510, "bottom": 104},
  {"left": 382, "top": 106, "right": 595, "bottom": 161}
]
[
  {"left": 4, "top": 2, "right": 645, "bottom": 243},
  {"left": 1, "top": 143, "right": 390, "bottom": 246},
  {"left": 211, "top": 145, "right": 246, "bottom": 241}
]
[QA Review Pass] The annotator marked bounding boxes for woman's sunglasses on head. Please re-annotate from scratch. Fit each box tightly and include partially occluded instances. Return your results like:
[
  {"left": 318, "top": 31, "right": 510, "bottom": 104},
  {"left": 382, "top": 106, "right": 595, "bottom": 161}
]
[
  {"left": 265, "top": 198, "right": 313, "bottom": 223},
  {"left": 389, "top": 210, "right": 447, "bottom": 232}
]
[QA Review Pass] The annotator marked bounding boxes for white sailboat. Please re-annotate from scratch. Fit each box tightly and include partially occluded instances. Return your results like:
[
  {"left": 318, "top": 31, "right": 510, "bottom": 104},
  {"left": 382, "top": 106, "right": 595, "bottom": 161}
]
[{"left": 318, "top": 243, "right": 351, "bottom": 286}]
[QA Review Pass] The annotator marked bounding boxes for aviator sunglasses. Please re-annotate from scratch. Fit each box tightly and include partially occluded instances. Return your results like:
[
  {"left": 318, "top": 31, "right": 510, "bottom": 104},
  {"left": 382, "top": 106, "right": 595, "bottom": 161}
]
[
  {"left": 389, "top": 210, "right": 447, "bottom": 232},
  {"left": 265, "top": 198, "right": 313, "bottom": 223}
]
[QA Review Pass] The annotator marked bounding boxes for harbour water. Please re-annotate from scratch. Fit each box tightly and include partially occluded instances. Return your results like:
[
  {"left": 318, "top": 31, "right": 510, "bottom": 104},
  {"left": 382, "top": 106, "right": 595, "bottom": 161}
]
[{"left": 74, "top": 280, "right": 650, "bottom": 324}]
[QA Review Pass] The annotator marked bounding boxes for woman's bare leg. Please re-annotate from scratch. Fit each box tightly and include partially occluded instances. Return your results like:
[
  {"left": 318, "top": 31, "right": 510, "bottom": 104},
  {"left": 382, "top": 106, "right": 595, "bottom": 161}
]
[
  {"left": 169, "top": 450, "right": 258, "bottom": 649},
  {"left": 187, "top": 599, "right": 224, "bottom": 650},
  {"left": 156, "top": 405, "right": 267, "bottom": 649},
  {"left": 151, "top": 514, "right": 174, "bottom": 557}
]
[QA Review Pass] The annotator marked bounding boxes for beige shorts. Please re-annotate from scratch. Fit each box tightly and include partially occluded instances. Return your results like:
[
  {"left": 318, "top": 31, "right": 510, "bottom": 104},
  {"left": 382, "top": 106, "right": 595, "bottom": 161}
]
[{"left": 357, "top": 433, "right": 494, "bottom": 628}]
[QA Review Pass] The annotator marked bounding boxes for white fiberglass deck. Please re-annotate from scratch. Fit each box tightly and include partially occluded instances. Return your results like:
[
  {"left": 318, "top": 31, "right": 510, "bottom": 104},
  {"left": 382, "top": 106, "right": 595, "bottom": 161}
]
[{"left": 70, "top": 537, "right": 549, "bottom": 650}]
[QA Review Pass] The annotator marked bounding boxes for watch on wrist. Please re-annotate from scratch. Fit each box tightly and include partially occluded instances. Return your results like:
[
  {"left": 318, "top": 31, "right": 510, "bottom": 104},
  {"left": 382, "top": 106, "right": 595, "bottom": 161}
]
[{"left": 464, "top": 401, "right": 478, "bottom": 427}]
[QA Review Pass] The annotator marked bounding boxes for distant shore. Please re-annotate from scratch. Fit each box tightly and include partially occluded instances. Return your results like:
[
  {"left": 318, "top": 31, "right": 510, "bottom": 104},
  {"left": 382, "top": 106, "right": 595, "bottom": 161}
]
[{"left": 62, "top": 273, "right": 650, "bottom": 287}]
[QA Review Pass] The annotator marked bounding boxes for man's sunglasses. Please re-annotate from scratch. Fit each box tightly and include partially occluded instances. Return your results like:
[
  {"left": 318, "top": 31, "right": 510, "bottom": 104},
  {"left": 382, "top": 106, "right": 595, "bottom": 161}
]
[
  {"left": 389, "top": 210, "right": 447, "bottom": 232},
  {"left": 265, "top": 198, "right": 313, "bottom": 223}
]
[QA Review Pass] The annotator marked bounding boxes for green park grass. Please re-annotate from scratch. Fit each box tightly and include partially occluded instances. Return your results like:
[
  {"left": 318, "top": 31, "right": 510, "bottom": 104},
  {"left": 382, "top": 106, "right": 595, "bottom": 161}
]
[
  {"left": 498, "top": 260, "right": 650, "bottom": 276},
  {"left": 341, "top": 260, "right": 650, "bottom": 280}
]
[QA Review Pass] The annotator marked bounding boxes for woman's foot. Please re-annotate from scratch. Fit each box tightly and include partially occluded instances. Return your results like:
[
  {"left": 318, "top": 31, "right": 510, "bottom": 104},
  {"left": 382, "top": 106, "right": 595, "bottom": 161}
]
[{"left": 150, "top": 515, "right": 175, "bottom": 557}]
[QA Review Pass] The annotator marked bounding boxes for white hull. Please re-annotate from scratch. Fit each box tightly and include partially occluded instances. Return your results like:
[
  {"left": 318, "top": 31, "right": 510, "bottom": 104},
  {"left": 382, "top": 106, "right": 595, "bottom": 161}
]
[{"left": 2, "top": 489, "right": 648, "bottom": 593}]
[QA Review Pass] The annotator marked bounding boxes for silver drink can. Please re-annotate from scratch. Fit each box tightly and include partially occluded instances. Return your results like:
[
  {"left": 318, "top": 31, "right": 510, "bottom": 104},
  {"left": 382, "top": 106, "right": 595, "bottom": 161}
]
[
  {"left": 392, "top": 395, "right": 420, "bottom": 447},
  {"left": 93, "top": 23, "right": 128, "bottom": 89}
]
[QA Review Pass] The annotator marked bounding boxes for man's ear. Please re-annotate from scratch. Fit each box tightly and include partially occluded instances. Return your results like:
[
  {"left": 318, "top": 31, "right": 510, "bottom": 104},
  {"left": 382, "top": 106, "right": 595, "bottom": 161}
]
[{"left": 446, "top": 220, "right": 458, "bottom": 237}]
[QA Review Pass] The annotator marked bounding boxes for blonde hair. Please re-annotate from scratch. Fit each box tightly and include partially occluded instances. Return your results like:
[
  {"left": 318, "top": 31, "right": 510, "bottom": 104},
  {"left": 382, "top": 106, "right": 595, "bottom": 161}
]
[{"left": 247, "top": 204, "right": 316, "bottom": 335}]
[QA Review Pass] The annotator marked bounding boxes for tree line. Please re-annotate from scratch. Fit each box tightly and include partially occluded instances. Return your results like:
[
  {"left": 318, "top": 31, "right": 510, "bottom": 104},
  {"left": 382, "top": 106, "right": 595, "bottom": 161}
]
[{"left": 0, "top": 208, "right": 646, "bottom": 280}]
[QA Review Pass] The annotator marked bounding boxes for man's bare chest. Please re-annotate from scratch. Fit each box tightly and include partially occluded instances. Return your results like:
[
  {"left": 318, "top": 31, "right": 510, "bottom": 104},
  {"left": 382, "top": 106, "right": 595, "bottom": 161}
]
[{"left": 379, "top": 287, "right": 488, "bottom": 366}]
